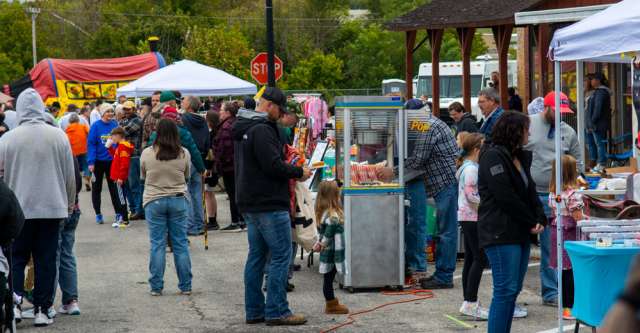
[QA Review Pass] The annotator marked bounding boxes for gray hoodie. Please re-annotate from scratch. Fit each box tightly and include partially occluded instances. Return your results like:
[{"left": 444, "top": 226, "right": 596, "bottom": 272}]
[
  {"left": 0, "top": 88, "right": 75, "bottom": 219},
  {"left": 524, "top": 112, "right": 583, "bottom": 193}
]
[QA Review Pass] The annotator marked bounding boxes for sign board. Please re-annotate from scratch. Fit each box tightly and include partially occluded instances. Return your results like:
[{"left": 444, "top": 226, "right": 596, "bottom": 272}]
[{"left": 250, "top": 52, "right": 283, "bottom": 85}]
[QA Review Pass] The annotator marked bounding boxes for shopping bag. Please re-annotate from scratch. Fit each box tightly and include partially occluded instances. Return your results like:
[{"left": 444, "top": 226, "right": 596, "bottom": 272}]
[{"left": 293, "top": 182, "right": 318, "bottom": 251}]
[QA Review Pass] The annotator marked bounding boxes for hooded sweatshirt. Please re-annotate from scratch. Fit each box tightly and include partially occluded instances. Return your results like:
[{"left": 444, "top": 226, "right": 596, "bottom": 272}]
[
  {"left": 87, "top": 117, "right": 118, "bottom": 165},
  {"left": 587, "top": 85, "right": 612, "bottom": 134},
  {"left": 0, "top": 88, "right": 76, "bottom": 220},
  {"left": 453, "top": 112, "right": 479, "bottom": 134},
  {"left": 108, "top": 140, "right": 134, "bottom": 182},
  {"left": 232, "top": 108, "right": 303, "bottom": 213},
  {"left": 181, "top": 112, "right": 210, "bottom": 160}
]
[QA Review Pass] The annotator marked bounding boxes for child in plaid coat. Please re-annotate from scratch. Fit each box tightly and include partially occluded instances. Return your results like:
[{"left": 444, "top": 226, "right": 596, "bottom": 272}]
[{"left": 313, "top": 181, "right": 349, "bottom": 315}]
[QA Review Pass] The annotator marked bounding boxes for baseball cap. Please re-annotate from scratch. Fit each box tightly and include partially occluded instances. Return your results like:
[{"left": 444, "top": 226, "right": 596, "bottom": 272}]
[
  {"left": 261, "top": 87, "right": 288, "bottom": 114},
  {"left": 160, "top": 91, "right": 176, "bottom": 103},
  {"left": 543, "top": 91, "right": 573, "bottom": 114},
  {"left": 161, "top": 106, "right": 180, "bottom": 122},
  {"left": 123, "top": 101, "right": 135, "bottom": 109}
]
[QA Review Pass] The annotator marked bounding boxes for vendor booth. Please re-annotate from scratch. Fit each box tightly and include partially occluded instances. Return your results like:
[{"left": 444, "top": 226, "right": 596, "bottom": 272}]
[
  {"left": 548, "top": 0, "right": 640, "bottom": 331},
  {"left": 8, "top": 52, "right": 165, "bottom": 110},
  {"left": 334, "top": 96, "right": 406, "bottom": 291},
  {"left": 117, "top": 60, "right": 257, "bottom": 97}
]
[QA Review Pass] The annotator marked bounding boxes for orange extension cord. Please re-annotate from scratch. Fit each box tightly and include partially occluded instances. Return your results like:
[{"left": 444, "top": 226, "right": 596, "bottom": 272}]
[{"left": 319, "top": 289, "right": 435, "bottom": 333}]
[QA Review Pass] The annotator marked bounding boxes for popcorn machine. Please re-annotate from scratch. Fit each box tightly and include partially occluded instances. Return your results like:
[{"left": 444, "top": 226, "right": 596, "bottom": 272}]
[{"left": 335, "top": 96, "right": 405, "bottom": 291}]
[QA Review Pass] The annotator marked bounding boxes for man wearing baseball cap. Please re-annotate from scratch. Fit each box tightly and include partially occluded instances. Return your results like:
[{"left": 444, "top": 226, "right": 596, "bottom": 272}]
[
  {"left": 524, "top": 91, "right": 582, "bottom": 307},
  {"left": 119, "top": 100, "right": 145, "bottom": 220},
  {"left": 233, "top": 86, "right": 311, "bottom": 326}
]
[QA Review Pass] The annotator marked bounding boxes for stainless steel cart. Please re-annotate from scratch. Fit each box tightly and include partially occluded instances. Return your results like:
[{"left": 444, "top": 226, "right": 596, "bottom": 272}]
[{"left": 335, "top": 96, "right": 405, "bottom": 292}]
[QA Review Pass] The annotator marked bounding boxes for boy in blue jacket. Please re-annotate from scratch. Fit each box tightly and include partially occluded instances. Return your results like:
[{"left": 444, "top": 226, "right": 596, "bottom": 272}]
[{"left": 87, "top": 104, "right": 125, "bottom": 225}]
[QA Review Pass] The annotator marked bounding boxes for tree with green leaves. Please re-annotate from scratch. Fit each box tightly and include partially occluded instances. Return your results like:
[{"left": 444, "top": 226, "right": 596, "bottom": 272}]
[{"left": 283, "top": 52, "right": 344, "bottom": 92}]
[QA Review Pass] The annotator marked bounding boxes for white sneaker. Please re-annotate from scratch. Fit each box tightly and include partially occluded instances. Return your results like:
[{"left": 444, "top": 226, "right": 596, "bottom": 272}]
[
  {"left": 459, "top": 301, "right": 489, "bottom": 320},
  {"left": 22, "top": 306, "right": 56, "bottom": 319},
  {"left": 112, "top": 221, "right": 120, "bottom": 228},
  {"left": 34, "top": 307, "right": 54, "bottom": 326},
  {"left": 58, "top": 300, "right": 81, "bottom": 315},
  {"left": 513, "top": 304, "right": 528, "bottom": 318},
  {"left": 14, "top": 305, "right": 22, "bottom": 323}
]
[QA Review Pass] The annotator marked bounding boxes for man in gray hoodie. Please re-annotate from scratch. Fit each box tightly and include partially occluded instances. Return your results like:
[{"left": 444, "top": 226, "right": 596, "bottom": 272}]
[
  {"left": 0, "top": 88, "right": 76, "bottom": 327},
  {"left": 524, "top": 91, "right": 582, "bottom": 307}
]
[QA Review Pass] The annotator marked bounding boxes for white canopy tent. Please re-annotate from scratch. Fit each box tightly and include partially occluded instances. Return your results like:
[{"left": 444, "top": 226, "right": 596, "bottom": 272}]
[
  {"left": 548, "top": 0, "right": 640, "bottom": 331},
  {"left": 116, "top": 60, "right": 257, "bottom": 97}
]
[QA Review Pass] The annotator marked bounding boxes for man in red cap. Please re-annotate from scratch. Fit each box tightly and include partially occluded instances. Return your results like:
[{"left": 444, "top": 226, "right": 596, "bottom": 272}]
[{"left": 524, "top": 91, "right": 582, "bottom": 308}]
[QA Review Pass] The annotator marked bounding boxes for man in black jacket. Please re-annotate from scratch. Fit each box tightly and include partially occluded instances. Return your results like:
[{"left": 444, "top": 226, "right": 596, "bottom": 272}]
[
  {"left": 586, "top": 72, "right": 611, "bottom": 172},
  {"left": 1, "top": 179, "right": 24, "bottom": 331},
  {"left": 233, "top": 87, "right": 311, "bottom": 326},
  {"left": 449, "top": 102, "right": 478, "bottom": 135},
  {"left": 181, "top": 96, "right": 210, "bottom": 235}
]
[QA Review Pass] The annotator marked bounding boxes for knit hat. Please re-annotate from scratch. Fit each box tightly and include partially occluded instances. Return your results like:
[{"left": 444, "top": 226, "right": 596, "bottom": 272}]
[
  {"left": 160, "top": 91, "right": 176, "bottom": 103},
  {"left": 123, "top": 100, "right": 135, "bottom": 109},
  {"left": 527, "top": 97, "right": 544, "bottom": 116},
  {"left": 98, "top": 103, "right": 114, "bottom": 116},
  {"left": 161, "top": 106, "right": 180, "bottom": 122}
]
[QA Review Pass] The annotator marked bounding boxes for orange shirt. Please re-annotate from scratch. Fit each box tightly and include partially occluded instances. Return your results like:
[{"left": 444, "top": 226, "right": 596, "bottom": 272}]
[{"left": 65, "top": 123, "right": 89, "bottom": 156}]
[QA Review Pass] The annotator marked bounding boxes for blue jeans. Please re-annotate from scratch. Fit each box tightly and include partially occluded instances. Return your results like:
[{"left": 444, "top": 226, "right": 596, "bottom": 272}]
[
  {"left": 127, "top": 156, "right": 143, "bottom": 215},
  {"left": 243, "top": 211, "right": 293, "bottom": 321},
  {"left": 586, "top": 130, "right": 607, "bottom": 165},
  {"left": 485, "top": 243, "right": 530, "bottom": 333},
  {"left": 405, "top": 179, "right": 427, "bottom": 272},
  {"left": 145, "top": 196, "right": 192, "bottom": 292},
  {"left": 76, "top": 154, "right": 90, "bottom": 177},
  {"left": 432, "top": 183, "right": 458, "bottom": 284},
  {"left": 56, "top": 210, "right": 80, "bottom": 304},
  {"left": 186, "top": 164, "right": 204, "bottom": 234},
  {"left": 537, "top": 193, "right": 559, "bottom": 302}
]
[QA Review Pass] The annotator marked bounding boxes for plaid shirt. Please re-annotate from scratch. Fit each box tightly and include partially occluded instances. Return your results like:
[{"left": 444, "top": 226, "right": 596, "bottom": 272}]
[
  {"left": 406, "top": 114, "right": 458, "bottom": 197},
  {"left": 318, "top": 213, "right": 346, "bottom": 275},
  {"left": 119, "top": 115, "right": 143, "bottom": 156}
]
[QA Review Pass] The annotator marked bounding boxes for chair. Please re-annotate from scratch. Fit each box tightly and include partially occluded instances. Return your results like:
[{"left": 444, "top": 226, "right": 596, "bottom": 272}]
[{"left": 602, "top": 133, "right": 633, "bottom": 167}]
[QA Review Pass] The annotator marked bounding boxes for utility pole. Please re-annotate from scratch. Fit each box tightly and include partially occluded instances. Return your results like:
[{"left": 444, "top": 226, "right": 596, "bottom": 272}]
[
  {"left": 26, "top": 6, "right": 41, "bottom": 67},
  {"left": 265, "top": 0, "right": 276, "bottom": 87}
]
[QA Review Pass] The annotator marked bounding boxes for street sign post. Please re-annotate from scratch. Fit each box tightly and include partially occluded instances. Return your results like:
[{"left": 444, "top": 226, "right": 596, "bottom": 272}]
[{"left": 251, "top": 52, "right": 283, "bottom": 85}]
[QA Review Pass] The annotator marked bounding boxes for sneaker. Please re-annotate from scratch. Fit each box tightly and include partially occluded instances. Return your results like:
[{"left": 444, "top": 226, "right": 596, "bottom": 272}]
[
  {"left": 513, "top": 304, "right": 528, "bottom": 318},
  {"left": 266, "top": 313, "right": 307, "bottom": 326},
  {"left": 96, "top": 214, "right": 104, "bottom": 224},
  {"left": 459, "top": 301, "right": 489, "bottom": 321},
  {"left": 420, "top": 278, "right": 453, "bottom": 290},
  {"left": 150, "top": 290, "right": 162, "bottom": 296},
  {"left": 180, "top": 290, "right": 192, "bottom": 296},
  {"left": 562, "top": 308, "right": 575, "bottom": 320},
  {"left": 21, "top": 306, "right": 56, "bottom": 319},
  {"left": 112, "top": 221, "right": 120, "bottom": 228},
  {"left": 543, "top": 298, "right": 558, "bottom": 307},
  {"left": 130, "top": 212, "right": 145, "bottom": 221},
  {"left": 221, "top": 224, "right": 241, "bottom": 232},
  {"left": 286, "top": 282, "right": 295, "bottom": 292},
  {"left": 58, "top": 301, "right": 81, "bottom": 315},
  {"left": 206, "top": 221, "right": 220, "bottom": 231},
  {"left": 246, "top": 317, "right": 266, "bottom": 324},
  {"left": 34, "top": 307, "right": 54, "bottom": 327},
  {"left": 14, "top": 305, "right": 22, "bottom": 323}
]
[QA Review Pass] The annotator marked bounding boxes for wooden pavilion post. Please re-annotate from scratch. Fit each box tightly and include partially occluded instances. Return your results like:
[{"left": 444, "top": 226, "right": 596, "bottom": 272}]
[
  {"left": 428, "top": 29, "right": 443, "bottom": 117},
  {"left": 493, "top": 24, "right": 514, "bottom": 109},
  {"left": 456, "top": 27, "right": 476, "bottom": 112},
  {"left": 536, "top": 24, "right": 551, "bottom": 97},
  {"left": 405, "top": 30, "right": 417, "bottom": 99}
]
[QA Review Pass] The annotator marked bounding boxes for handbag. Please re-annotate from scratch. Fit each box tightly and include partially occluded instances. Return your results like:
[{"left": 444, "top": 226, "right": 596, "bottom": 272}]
[{"left": 292, "top": 182, "right": 318, "bottom": 252}]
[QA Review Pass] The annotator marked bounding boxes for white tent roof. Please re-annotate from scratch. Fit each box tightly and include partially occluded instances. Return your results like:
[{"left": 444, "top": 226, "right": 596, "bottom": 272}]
[
  {"left": 117, "top": 60, "right": 257, "bottom": 97},
  {"left": 549, "top": 0, "right": 640, "bottom": 63}
]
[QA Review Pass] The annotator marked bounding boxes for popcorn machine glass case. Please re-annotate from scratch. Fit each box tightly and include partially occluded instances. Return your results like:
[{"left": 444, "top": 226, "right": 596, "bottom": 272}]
[{"left": 335, "top": 96, "right": 405, "bottom": 291}]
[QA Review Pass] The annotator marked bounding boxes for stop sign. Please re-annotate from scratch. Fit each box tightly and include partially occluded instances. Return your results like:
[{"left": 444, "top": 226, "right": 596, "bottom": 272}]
[{"left": 250, "top": 52, "right": 284, "bottom": 85}]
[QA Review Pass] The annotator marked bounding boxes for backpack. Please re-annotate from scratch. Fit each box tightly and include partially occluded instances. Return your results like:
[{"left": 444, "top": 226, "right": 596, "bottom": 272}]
[{"left": 0, "top": 180, "right": 25, "bottom": 246}]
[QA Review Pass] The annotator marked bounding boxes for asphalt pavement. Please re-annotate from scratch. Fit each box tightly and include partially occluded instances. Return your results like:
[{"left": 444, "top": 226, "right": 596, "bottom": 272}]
[{"left": 15, "top": 189, "right": 594, "bottom": 333}]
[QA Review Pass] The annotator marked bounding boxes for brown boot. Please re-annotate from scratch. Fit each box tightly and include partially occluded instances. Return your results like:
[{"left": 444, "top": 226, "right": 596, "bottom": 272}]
[
  {"left": 265, "top": 314, "right": 307, "bottom": 326},
  {"left": 325, "top": 298, "right": 349, "bottom": 314}
]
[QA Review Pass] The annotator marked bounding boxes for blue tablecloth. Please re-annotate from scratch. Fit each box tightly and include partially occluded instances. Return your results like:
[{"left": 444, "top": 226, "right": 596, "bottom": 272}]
[{"left": 565, "top": 241, "right": 640, "bottom": 327}]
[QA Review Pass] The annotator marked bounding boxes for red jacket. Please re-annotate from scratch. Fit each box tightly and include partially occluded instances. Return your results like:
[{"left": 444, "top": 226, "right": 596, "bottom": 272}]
[{"left": 108, "top": 140, "right": 134, "bottom": 182}]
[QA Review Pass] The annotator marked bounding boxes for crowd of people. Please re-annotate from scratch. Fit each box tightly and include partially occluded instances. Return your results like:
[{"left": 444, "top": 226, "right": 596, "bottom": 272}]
[{"left": 0, "top": 71, "right": 618, "bottom": 332}]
